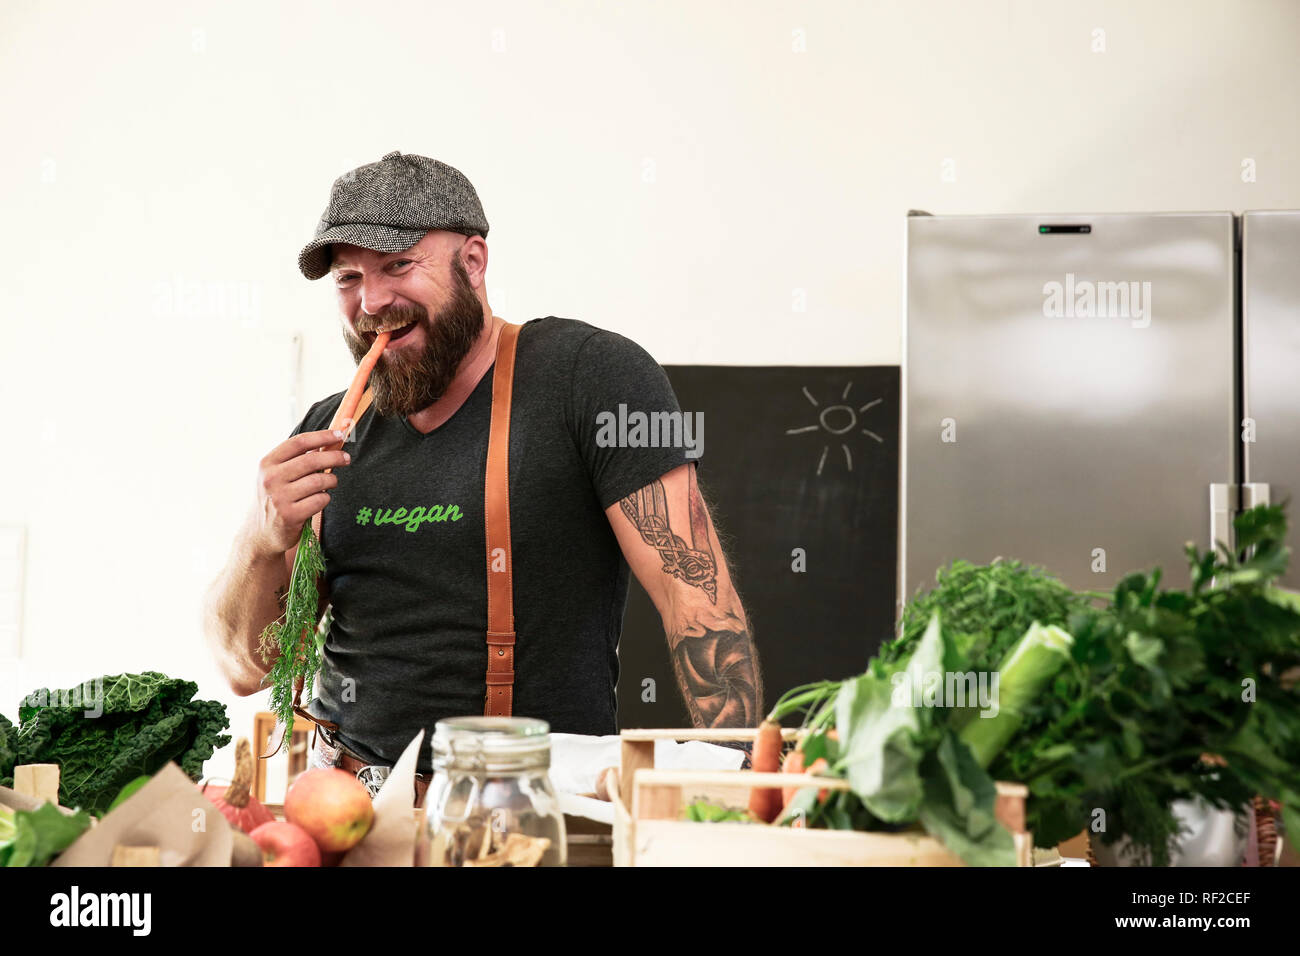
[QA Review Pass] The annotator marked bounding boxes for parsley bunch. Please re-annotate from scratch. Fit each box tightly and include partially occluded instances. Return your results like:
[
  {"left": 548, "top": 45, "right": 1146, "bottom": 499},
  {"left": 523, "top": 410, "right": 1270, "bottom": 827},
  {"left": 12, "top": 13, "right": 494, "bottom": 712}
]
[
  {"left": 994, "top": 505, "right": 1300, "bottom": 863},
  {"left": 883, "top": 557, "right": 1099, "bottom": 668}
]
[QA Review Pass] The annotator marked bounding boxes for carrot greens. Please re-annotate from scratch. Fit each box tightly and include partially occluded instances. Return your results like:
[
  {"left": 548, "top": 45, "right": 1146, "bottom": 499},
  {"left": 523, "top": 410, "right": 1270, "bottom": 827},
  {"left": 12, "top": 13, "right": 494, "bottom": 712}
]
[{"left": 257, "top": 522, "right": 326, "bottom": 736}]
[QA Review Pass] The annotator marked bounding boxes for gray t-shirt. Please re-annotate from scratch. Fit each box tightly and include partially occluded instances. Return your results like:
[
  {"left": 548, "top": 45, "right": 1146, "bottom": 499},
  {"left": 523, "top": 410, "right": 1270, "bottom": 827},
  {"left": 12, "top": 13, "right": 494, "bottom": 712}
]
[{"left": 288, "top": 317, "right": 693, "bottom": 771}]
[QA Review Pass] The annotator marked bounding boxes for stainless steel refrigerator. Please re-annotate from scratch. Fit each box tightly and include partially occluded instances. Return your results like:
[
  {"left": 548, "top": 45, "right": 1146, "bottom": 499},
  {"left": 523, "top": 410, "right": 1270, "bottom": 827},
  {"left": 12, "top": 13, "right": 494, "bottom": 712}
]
[{"left": 901, "top": 209, "right": 1300, "bottom": 606}]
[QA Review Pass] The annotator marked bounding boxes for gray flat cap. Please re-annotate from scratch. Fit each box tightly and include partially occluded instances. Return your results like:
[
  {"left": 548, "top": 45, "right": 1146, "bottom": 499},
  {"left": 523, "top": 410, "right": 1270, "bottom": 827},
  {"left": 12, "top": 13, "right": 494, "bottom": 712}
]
[{"left": 298, "top": 151, "right": 489, "bottom": 280}]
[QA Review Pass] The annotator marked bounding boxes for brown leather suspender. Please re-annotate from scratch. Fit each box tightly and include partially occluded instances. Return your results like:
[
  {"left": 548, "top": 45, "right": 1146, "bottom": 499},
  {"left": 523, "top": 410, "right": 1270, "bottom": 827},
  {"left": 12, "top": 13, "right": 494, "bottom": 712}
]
[
  {"left": 484, "top": 321, "right": 521, "bottom": 716},
  {"left": 262, "top": 321, "right": 521, "bottom": 759}
]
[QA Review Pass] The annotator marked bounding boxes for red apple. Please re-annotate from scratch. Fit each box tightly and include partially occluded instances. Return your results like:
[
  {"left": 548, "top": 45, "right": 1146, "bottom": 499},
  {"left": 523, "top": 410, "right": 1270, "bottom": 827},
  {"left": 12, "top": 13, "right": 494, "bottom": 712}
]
[
  {"left": 284, "top": 768, "right": 375, "bottom": 852},
  {"left": 249, "top": 821, "right": 321, "bottom": 867}
]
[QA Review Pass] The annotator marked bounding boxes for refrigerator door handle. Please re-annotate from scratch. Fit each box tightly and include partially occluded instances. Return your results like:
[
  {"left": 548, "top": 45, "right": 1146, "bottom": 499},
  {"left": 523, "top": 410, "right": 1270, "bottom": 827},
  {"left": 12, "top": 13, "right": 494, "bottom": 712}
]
[
  {"left": 1241, "top": 483, "right": 1271, "bottom": 509},
  {"left": 1237, "top": 484, "right": 1272, "bottom": 564},
  {"left": 1209, "top": 483, "right": 1238, "bottom": 557}
]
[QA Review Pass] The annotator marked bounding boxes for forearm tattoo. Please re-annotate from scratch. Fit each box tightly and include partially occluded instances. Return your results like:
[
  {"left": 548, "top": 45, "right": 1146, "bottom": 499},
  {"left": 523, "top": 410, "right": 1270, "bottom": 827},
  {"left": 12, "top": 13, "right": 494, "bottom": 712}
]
[
  {"left": 620, "top": 468, "right": 761, "bottom": 726},
  {"left": 670, "top": 624, "right": 761, "bottom": 727}
]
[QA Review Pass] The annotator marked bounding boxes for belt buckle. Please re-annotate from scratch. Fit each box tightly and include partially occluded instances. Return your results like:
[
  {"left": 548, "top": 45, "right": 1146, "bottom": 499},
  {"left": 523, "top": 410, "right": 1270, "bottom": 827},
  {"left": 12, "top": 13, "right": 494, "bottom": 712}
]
[
  {"left": 314, "top": 726, "right": 430, "bottom": 803},
  {"left": 356, "top": 765, "right": 429, "bottom": 800},
  {"left": 355, "top": 765, "right": 390, "bottom": 798}
]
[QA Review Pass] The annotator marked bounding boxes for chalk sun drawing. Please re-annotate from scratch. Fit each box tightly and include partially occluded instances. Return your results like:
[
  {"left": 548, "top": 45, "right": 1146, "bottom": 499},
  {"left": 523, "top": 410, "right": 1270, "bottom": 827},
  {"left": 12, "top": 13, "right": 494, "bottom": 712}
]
[{"left": 784, "top": 382, "right": 884, "bottom": 476}]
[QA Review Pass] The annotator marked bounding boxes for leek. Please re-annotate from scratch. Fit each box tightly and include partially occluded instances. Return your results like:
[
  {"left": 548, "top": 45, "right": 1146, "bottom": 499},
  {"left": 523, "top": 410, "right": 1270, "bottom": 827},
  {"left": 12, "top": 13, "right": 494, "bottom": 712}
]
[{"left": 957, "top": 621, "right": 1073, "bottom": 768}]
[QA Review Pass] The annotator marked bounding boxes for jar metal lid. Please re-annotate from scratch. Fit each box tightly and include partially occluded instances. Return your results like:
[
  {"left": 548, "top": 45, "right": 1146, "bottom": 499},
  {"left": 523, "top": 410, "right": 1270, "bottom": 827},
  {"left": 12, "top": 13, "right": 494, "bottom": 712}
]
[{"left": 431, "top": 716, "right": 551, "bottom": 770}]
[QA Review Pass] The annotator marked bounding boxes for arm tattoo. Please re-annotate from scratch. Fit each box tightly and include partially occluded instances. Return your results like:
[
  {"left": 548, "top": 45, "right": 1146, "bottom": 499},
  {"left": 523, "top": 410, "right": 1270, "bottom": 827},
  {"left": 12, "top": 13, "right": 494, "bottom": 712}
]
[
  {"left": 619, "top": 469, "right": 718, "bottom": 603},
  {"left": 619, "top": 468, "right": 761, "bottom": 726},
  {"left": 669, "top": 624, "right": 761, "bottom": 728}
]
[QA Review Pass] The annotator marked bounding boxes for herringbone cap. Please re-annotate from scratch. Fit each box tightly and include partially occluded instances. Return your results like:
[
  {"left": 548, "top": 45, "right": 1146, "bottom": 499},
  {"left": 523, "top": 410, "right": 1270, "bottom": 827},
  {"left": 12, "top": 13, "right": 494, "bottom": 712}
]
[{"left": 298, "top": 151, "right": 489, "bottom": 280}]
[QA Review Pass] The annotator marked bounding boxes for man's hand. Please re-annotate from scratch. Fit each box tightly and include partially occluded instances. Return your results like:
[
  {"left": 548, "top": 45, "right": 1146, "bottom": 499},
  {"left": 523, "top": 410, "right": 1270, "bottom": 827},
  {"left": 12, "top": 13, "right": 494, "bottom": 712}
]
[
  {"left": 606, "top": 463, "right": 761, "bottom": 727},
  {"left": 253, "top": 425, "right": 354, "bottom": 555},
  {"left": 202, "top": 424, "right": 350, "bottom": 698}
]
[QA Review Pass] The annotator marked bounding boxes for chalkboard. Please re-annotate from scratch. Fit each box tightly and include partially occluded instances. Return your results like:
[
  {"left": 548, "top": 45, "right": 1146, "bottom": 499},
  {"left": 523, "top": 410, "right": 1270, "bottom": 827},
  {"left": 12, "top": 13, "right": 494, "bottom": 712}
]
[{"left": 615, "top": 365, "right": 901, "bottom": 729}]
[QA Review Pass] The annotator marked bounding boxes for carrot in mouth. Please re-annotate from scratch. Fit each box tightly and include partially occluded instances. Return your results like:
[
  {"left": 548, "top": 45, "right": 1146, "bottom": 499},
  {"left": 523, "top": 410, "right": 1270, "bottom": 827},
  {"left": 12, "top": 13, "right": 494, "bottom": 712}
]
[{"left": 322, "top": 330, "right": 390, "bottom": 473}]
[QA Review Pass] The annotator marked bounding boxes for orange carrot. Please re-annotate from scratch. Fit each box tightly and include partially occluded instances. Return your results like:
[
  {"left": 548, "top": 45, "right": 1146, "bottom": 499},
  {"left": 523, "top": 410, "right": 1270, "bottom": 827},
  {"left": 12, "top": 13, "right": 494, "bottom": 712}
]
[
  {"left": 782, "top": 727, "right": 837, "bottom": 807},
  {"left": 780, "top": 757, "right": 830, "bottom": 818},
  {"left": 322, "top": 330, "right": 390, "bottom": 474},
  {"left": 781, "top": 749, "right": 806, "bottom": 805},
  {"left": 747, "top": 719, "right": 785, "bottom": 823}
]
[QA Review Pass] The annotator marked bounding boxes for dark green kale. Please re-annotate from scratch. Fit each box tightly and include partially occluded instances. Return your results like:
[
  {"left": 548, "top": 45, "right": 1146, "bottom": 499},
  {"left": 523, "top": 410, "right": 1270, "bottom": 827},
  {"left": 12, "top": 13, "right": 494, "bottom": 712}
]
[{"left": 1, "top": 672, "right": 231, "bottom": 816}]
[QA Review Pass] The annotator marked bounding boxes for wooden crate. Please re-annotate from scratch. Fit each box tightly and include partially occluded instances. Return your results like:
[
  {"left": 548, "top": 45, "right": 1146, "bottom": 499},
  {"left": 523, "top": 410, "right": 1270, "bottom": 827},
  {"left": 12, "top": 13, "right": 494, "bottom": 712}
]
[{"left": 613, "top": 728, "right": 1032, "bottom": 867}]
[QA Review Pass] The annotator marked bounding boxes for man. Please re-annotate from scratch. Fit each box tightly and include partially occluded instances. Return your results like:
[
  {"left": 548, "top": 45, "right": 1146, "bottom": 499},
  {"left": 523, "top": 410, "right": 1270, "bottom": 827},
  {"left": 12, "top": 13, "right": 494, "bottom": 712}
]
[{"left": 202, "top": 151, "right": 760, "bottom": 783}]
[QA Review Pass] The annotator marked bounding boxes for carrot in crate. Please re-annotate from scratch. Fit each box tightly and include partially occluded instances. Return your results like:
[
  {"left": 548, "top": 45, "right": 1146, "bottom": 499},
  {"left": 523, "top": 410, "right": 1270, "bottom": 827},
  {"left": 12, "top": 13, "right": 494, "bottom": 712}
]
[{"left": 746, "top": 720, "right": 785, "bottom": 822}]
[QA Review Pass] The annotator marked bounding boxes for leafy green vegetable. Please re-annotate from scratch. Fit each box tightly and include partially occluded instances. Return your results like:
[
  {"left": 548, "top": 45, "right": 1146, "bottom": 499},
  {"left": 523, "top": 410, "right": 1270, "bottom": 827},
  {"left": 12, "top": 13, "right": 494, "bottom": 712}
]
[
  {"left": 0, "top": 802, "right": 93, "bottom": 867},
  {"left": 884, "top": 558, "right": 1096, "bottom": 670},
  {"left": 761, "top": 504, "right": 1300, "bottom": 867},
  {"left": 0, "top": 713, "right": 16, "bottom": 779},
  {"left": 682, "top": 800, "right": 753, "bottom": 823},
  {"left": 766, "top": 611, "right": 1018, "bottom": 864},
  {"left": 988, "top": 504, "right": 1300, "bottom": 864},
  {"left": 0, "top": 672, "right": 231, "bottom": 816},
  {"left": 258, "top": 522, "right": 327, "bottom": 737},
  {"left": 916, "top": 730, "right": 1014, "bottom": 866},
  {"left": 107, "top": 775, "right": 152, "bottom": 813},
  {"left": 833, "top": 612, "right": 945, "bottom": 822},
  {"left": 956, "top": 622, "right": 1073, "bottom": 767}
]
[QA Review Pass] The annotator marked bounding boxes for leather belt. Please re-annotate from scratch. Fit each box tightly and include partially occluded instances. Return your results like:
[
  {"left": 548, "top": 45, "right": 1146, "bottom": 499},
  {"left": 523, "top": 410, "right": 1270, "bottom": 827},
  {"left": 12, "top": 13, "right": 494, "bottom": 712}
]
[
  {"left": 335, "top": 749, "right": 432, "bottom": 809},
  {"left": 262, "top": 320, "right": 523, "bottom": 764}
]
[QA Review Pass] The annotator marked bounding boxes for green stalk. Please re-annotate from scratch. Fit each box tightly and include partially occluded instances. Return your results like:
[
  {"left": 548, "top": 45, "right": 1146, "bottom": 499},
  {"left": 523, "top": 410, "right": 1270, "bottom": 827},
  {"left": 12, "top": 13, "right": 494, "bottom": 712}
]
[
  {"left": 958, "top": 621, "right": 1074, "bottom": 768},
  {"left": 766, "top": 681, "right": 842, "bottom": 724},
  {"left": 806, "top": 695, "right": 839, "bottom": 733},
  {"left": 1111, "top": 747, "right": 1226, "bottom": 785}
]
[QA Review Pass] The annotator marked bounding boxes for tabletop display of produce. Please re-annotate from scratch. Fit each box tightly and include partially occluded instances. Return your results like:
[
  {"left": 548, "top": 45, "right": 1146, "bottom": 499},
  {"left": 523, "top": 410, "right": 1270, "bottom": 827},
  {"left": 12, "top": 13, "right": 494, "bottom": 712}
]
[
  {"left": 617, "top": 503, "right": 1300, "bottom": 867},
  {"left": 2, "top": 505, "right": 1299, "bottom": 866},
  {"left": 0, "top": 672, "right": 233, "bottom": 865}
]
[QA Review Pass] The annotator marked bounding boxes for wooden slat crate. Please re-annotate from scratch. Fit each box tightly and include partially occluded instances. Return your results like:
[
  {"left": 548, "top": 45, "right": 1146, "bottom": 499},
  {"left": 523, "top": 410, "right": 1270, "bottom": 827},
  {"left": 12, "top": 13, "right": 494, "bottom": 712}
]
[{"left": 613, "top": 728, "right": 1032, "bottom": 867}]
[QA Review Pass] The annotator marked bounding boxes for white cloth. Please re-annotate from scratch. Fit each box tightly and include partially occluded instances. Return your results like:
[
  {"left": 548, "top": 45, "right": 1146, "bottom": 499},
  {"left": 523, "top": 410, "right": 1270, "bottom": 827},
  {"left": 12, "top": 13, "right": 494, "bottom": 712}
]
[{"left": 547, "top": 732, "right": 746, "bottom": 826}]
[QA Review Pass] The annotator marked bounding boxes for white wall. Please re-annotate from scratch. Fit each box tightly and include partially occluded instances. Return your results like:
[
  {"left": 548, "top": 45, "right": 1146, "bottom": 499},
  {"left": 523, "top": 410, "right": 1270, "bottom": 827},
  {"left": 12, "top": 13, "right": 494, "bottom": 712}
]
[{"left": 3, "top": 0, "right": 1299, "bottom": 782}]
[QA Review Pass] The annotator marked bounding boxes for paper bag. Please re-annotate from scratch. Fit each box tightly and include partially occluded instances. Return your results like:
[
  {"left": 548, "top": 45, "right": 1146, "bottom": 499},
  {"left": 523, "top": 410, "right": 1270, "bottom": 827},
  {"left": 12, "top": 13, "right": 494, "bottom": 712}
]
[
  {"left": 50, "top": 763, "right": 232, "bottom": 867},
  {"left": 339, "top": 729, "right": 425, "bottom": 867}
]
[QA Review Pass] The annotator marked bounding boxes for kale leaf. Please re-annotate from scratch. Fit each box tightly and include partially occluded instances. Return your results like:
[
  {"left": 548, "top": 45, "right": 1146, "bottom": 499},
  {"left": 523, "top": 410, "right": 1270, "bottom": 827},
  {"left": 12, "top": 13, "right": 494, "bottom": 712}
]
[
  {"left": 0, "top": 712, "right": 16, "bottom": 782},
  {"left": 1, "top": 672, "right": 231, "bottom": 816}
]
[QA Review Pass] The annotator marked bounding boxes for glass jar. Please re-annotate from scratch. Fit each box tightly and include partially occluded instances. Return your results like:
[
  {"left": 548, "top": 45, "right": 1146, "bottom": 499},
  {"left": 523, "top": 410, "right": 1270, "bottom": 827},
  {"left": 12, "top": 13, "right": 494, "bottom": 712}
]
[{"left": 423, "top": 716, "right": 566, "bottom": 867}]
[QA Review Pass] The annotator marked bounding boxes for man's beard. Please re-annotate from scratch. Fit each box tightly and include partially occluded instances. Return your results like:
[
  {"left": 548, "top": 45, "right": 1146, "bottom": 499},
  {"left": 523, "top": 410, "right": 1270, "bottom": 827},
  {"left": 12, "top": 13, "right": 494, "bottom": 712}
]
[{"left": 343, "top": 257, "right": 485, "bottom": 418}]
